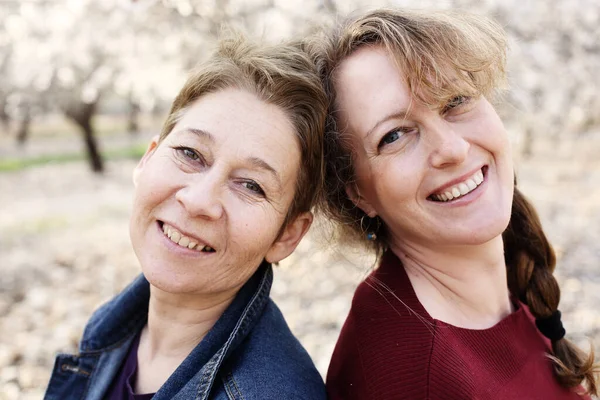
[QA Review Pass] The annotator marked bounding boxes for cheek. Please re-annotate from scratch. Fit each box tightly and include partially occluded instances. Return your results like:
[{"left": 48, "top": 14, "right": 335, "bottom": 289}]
[
  {"left": 136, "top": 158, "right": 178, "bottom": 203},
  {"left": 371, "top": 157, "right": 420, "bottom": 204},
  {"left": 482, "top": 111, "right": 510, "bottom": 152},
  {"left": 132, "top": 176, "right": 161, "bottom": 213},
  {"left": 226, "top": 199, "right": 283, "bottom": 244}
]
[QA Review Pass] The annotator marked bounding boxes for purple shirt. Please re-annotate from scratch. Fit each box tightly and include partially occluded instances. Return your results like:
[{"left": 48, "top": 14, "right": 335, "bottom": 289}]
[{"left": 105, "top": 333, "right": 155, "bottom": 400}]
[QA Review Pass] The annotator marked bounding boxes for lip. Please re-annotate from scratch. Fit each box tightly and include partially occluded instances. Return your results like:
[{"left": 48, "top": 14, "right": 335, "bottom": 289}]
[
  {"left": 429, "top": 165, "right": 486, "bottom": 197},
  {"left": 157, "top": 220, "right": 216, "bottom": 253},
  {"left": 428, "top": 166, "right": 488, "bottom": 207}
]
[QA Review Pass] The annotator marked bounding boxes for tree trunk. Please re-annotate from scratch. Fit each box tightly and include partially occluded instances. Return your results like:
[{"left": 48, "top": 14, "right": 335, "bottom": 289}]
[
  {"left": 0, "top": 97, "right": 10, "bottom": 133},
  {"left": 16, "top": 107, "right": 31, "bottom": 146},
  {"left": 65, "top": 101, "right": 104, "bottom": 173},
  {"left": 81, "top": 119, "right": 103, "bottom": 172},
  {"left": 127, "top": 97, "right": 140, "bottom": 135}
]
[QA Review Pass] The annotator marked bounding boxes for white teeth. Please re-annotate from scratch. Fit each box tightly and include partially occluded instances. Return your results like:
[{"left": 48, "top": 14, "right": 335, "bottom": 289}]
[
  {"left": 465, "top": 179, "right": 477, "bottom": 191},
  {"left": 474, "top": 171, "right": 484, "bottom": 184},
  {"left": 432, "top": 169, "right": 485, "bottom": 202},
  {"left": 161, "top": 224, "right": 212, "bottom": 253}
]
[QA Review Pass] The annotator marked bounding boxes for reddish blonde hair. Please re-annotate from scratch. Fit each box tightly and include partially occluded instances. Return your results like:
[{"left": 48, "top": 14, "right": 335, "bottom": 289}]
[{"left": 309, "top": 8, "right": 598, "bottom": 395}]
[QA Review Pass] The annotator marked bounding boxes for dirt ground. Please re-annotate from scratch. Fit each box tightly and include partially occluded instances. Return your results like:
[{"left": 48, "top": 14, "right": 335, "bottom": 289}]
[{"left": 1, "top": 133, "right": 600, "bottom": 399}]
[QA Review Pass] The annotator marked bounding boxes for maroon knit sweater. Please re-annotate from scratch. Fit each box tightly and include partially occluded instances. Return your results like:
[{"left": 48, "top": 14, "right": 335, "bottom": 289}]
[{"left": 327, "top": 251, "right": 590, "bottom": 400}]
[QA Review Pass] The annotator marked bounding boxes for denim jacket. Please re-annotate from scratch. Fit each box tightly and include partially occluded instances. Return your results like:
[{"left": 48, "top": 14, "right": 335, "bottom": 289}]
[{"left": 44, "top": 263, "right": 326, "bottom": 400}]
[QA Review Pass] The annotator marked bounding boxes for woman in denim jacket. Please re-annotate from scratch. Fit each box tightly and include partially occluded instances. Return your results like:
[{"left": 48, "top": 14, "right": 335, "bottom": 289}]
[{"left": 44, "top": 34, "right": 328, "bottom": 400}]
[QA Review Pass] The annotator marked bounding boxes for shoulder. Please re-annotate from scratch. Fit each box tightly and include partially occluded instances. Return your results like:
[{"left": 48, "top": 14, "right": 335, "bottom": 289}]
[
  {"left": 220, "top": 299, "right": 326, "bottom": 400},
  {"left": 327, "top": 259, "right": 438, "bottom": 399}
]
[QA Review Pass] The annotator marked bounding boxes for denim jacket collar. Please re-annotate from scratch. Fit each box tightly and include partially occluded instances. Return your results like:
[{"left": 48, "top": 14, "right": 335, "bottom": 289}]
[
  {"left": 161, "top": 261, "right": 273, "bottom": 399},
  {"left": 46, "top": 261, "right": 274, "bottom": 400}
]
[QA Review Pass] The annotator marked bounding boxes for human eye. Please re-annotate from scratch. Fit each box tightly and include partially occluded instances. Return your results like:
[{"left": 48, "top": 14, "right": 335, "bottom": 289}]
[
  {"left": 241, "top": 180, "right": 265, "bottom": 196},
  {"left": 377, "top": 128, "right": 408, "bottom": 149},
  {"left": 442, "top": 95, "right": 471, "bottom": 114},
  {"left": 173, "top": 146, "right": 203, "bottom": 164},
  {"left": 378, "top": 129, "right": 401, "bottom": 148}
]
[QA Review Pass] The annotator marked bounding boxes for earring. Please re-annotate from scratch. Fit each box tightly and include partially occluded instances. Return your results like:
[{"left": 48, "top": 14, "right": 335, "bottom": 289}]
[{"left": 361, "top": 215, "right": 380, "bottom": 241}]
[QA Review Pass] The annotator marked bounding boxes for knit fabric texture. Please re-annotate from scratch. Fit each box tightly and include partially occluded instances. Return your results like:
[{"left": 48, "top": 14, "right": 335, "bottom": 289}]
[{"left": 326, "top": 251, "right": 590, "bottom": 400}]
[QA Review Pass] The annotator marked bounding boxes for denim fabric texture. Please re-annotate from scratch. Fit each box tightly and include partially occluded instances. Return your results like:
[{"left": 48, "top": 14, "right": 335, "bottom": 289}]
[{"left": 43, "top": 262, "right": 326, "bottom": 400}]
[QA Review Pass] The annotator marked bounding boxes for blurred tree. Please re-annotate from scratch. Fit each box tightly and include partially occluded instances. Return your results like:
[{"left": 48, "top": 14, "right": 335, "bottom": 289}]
[
  {"left": 2, "top": 0, "right": 597, "bottom": 166},
  {"left": 1, "top": 0, "right": 377, "bottom": 171},
  {"left": 15, "top": 102, "right": 31, "bottom": 146},
  {"left": 0, "top": 5, "right": 14, "bottom": 134},
  {"left": 127, "top": 92, "right": 141, "bottom": 136}
]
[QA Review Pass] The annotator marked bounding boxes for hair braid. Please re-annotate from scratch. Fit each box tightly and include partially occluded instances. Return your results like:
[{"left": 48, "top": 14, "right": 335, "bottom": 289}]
[{"left": 503, "top": 187, "right": 598, "bottom": 395}]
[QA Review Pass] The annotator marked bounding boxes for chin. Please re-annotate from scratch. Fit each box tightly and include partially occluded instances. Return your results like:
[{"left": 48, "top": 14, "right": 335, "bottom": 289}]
[
  {"left": 141, "top": 265, "right": 198, "bottom": 294},
  {"left": 449, "top": 212, "right": 512, "bottom": 246},
  {"left": 132, "top": 247, "right": 188, "bottom": 290}
]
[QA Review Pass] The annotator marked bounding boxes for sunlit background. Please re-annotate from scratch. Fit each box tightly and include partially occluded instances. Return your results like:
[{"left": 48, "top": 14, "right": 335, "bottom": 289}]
[{"left": 1, "top": 0, "right": 600, "bottom": 398}]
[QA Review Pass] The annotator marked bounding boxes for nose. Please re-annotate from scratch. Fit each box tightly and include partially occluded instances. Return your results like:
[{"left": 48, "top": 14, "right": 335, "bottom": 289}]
[
  {"left": 175, "top": 173, "right": 224, "bottom": 220},
  {"left": 426, "top": 121, "right": 470, "bottom": 169}
]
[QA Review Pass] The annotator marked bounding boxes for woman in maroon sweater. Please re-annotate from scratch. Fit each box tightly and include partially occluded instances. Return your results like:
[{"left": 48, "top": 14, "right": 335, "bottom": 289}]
[{"left": 310, "top": 8, "right": 598, "bottom": 399}]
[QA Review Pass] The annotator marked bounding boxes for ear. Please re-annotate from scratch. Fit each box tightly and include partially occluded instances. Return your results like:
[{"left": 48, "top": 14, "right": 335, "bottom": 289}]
[
  {"left": 133, "top": 135, "right": 160, "bottom": 187},
  {"left": 265, "top": 212, "right": 313, "bottom": 264},
  {"left": 345, "top": 183, "right": 377, "bottom": 218}
]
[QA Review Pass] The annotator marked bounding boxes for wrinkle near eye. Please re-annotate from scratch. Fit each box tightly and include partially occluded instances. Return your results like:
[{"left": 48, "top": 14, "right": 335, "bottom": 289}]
[{"left": 269, "top": 199, "right": 288, "bottom": 217}]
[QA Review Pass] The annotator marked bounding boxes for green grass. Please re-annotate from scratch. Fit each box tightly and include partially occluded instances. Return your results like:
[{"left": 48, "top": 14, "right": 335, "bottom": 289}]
[{"left": 0, "top": 144, "right": 147, "bottom": 173}]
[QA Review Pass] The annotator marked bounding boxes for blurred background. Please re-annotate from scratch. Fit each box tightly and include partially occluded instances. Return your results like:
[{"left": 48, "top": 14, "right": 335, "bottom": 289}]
[{"left": 1, "top": 0, "right": 600, "bottom": 398}]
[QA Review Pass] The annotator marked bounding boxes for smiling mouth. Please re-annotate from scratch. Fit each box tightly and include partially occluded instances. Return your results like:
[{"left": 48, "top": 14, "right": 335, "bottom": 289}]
[
  {"left": 158, "top": 221, "right": 216, "bottom": 253},
  {"left": 428, "top": 167, "right": 487, "bottom": 202}
]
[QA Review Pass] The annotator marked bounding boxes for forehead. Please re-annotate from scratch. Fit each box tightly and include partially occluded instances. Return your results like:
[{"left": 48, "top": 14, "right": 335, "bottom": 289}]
[
  {"left": 335, "top": 46, "right": 412, "bottom": 133},
  {"left": 179, "top": 88, "right": 290, "bottom": 131},
  {"left": 337, "top": 45, "right": 404, "bottom": 84}
]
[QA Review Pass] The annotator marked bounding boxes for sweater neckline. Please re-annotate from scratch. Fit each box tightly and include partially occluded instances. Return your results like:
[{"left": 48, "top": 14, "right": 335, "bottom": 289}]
[{"left": 376, "top": 249, "right": 528, "bottom": 334}]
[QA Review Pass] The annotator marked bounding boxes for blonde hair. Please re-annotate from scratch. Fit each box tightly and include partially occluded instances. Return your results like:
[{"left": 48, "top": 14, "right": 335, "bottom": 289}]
[
  {"left": 309, "top": 8, "right": 598, "bottom": 395},
  {"left": 160, "top": 33, "right": 327, "bottom": 224},
  {"left": 309, "top": 8, "right": 508, "bottom": 252}
]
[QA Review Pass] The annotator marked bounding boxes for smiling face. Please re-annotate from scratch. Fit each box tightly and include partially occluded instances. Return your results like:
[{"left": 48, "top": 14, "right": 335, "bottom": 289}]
[
  {"left": 129, "top": 88, "right": 311, "bottom": 296},
  {"left": 335, "top": 46, "right": 514, "bottom": 249}
]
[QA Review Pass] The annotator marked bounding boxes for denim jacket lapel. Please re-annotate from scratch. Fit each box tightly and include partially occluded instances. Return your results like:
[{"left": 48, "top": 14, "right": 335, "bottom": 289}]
[
  {"left": 44, "top": 262, "right": 273, "bottom": 400},
  {"left": 157, "top": 262, "right": 273, "bottom": 399}
]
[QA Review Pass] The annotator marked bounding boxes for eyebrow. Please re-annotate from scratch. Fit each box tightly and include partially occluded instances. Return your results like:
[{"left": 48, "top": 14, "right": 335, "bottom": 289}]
[
  {"left": 184, "top": 127, "right": 215, "bottom": 142},
  {"left": 366, "top": 110, "right": 410, "bottom": 139}
]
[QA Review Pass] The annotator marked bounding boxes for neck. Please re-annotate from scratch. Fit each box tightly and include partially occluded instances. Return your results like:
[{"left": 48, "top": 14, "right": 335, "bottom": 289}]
[
  {"left": 134, "top": 288, "right": 237, "bottom": 394},
  {"left": 142, "top": 287, "right": 236, "bottom": 359},
  {"left": 390, "top": 235, "right": 513, "bottom": 329}
]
